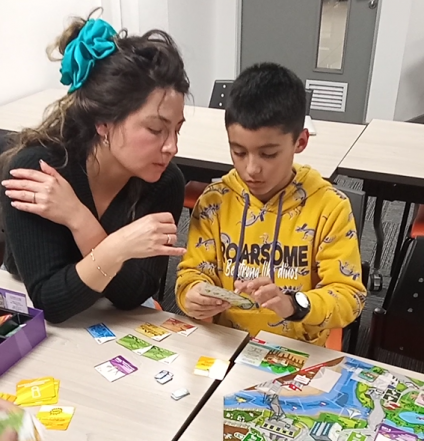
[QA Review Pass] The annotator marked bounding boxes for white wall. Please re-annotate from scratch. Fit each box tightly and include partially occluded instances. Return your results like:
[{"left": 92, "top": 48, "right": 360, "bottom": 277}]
[
  {"left": 394, "top": 0, "right": 424, "bottom": 121},
  {"left": 0, "top": 0, "right": 100, "bottom": 106},
  {"left": 104, "top": 0, "right": 239, "bottom": 108},
  {"left": 365, "top": 0, "right": 412, "bottom": 122}
]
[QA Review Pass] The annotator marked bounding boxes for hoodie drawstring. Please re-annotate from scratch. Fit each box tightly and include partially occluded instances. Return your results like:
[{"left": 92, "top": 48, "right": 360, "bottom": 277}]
[
  {"left": 233, "top": 192, "right": 250, "bottom": 282},
  {"left": 233, "top": 192, "right": 285, "bottom": 284}
]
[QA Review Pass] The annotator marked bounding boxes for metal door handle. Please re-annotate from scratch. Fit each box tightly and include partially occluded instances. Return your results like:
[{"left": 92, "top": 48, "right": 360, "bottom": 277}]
[{"left": 369, "top": 0, "right": 378, "bottom": 9}]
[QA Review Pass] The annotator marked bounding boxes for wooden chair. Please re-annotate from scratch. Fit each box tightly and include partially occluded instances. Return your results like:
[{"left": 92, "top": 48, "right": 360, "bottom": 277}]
[{"left": 368, "top": 219, "right": 424, "bottom": 361}]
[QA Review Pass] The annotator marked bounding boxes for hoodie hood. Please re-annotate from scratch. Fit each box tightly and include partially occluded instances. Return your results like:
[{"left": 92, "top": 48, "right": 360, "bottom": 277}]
[
  {"left": 221, "top": 164, "right": 331, "bottom": 283},
  {"left": 222, "top": 164, "right": 331, "bottom": 213}
]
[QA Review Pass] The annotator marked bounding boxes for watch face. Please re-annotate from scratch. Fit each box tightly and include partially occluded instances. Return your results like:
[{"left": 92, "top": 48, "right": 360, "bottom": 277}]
[{"left": 295, "top": 292, "right": 310, "bottom": 309}]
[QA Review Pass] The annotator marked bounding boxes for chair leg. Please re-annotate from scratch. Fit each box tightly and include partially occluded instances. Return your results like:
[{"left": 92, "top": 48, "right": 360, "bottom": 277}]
[
  {"left": 367, "top": 308, "right": 385, "bottom": 360},
  {"left": 157, "top": 276, "right": 166, "bottom": 302},
  {"left": 347, "top": 315, "right": 361, "bottom": 354},
  {"left": 390, "top": 203, "right": 411, "bottom": 277},
  {"left": 383, "top": 237, "right": 412, "bottom": 310},
  {"left": 372, "top": 196, "right": 385, "bottom": 274}
]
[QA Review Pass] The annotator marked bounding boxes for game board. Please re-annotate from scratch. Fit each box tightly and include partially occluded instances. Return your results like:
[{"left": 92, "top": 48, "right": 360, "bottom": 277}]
[{"left": 223, "top": 356, "right": 424, "bottom": 441}]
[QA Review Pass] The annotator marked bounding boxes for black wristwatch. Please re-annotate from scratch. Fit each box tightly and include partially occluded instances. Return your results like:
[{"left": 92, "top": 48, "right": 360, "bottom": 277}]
[{"left": 284, "top": 291, "right": 311, "bottom": 322}]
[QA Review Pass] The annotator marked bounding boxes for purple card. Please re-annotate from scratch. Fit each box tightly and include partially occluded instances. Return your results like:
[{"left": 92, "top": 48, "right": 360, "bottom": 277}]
[
  {"left": 95, "top": 356, "right": 138, "bottom": 382},
  {"left": 0, "top": 288, "right": 28, "bottom": 314},
  {"left": 376, "top": 424, "right": 418, "bottom": 441}
]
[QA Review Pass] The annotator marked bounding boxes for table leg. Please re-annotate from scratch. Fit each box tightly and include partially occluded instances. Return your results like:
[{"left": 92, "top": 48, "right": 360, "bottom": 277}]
[
  {"left": 370, "top": 196, "right": 384, "bottom": 292},
  {"left": 390, "top": 202, "right": 411, "bottom": 277}
]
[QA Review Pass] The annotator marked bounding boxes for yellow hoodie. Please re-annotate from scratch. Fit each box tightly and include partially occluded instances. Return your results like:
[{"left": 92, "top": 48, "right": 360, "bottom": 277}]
[{"left": 176, "top": 165, "right": 366, "bottom": 346}]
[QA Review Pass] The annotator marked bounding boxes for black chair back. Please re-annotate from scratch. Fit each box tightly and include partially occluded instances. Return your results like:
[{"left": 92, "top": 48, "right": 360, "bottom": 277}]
[{"left": 209, "top": 80, "right": 234, "bottom": 109}]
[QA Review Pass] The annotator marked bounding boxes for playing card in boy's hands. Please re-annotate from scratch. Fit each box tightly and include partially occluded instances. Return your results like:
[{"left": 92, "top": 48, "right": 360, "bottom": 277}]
[{"left": 199, "top": 283, "right": 252, "bottom": 308}]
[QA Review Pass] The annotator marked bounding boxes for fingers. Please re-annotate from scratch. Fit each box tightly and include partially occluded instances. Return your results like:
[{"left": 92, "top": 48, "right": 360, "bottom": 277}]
[
  {"left": 149, "top": 212, "right": 175, "bottom": 223},
  {"left": 2, "top": 179, "right": 44, "bottom": 193},
  {"left": 9, "top": 201, "right": 41, "bottom": 214},
  {"left": 191, "top": 305, "right": 230, "bottom": 320},
  {"left": 4, "top": 189, "right": 37, "bottom": 203},
  {"left": 1, "top": 428, "right": 19, "bottom": 441},
  {"left": 39, "top": 159, "right": 60, "bottom": 178},
  {"left": 261, "top": 296, "right": 283, "bottom": 310},
  {"left": 253, "top": 284, "right": 279, "bottom": 306},
  {"left": 8, "top": 168, "right": 50, "bottom": 183},
  {"left": 157, "top": 246, "right": 187, "bottom": 257},
  {"left": 235, "top": 277, "right": 273, "bottom": 294},
  {"left": 0, "top": 398, "right": 18, "bottom": 412}
]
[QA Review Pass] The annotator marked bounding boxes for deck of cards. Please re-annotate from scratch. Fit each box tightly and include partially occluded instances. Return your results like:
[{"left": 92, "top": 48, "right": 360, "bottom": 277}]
[
  {"left": 15, "top": 377, "right": 60, "bottom": 407},
  {"left": 199, "top": 283, "right": 253, "bottom": 308}
]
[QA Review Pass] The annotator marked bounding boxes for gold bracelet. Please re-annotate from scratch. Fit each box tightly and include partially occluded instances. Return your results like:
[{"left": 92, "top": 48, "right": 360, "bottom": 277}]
[{"left": 90, "top": 249, "right": 116, "bottom": 280}]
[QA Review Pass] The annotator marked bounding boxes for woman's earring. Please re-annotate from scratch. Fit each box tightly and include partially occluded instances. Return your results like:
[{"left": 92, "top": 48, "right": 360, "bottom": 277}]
[{"left": 103, "top": 134, "right": 110, "bottom": 147}]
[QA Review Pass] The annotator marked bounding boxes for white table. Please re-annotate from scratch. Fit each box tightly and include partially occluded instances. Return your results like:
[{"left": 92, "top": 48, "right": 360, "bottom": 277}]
[
  {"left": 178, "top": 106, "right": 365, "bottom": 180},
  {"left": 0, "top": 89, "right": 365, "bottom": 180},
  {"left": 0, "top": 271, "right": 248, "bottom": 440},
  {"left": 180, "top": 330, "right": 424, "bottom": 441},
  {"left": 338, "top": 119, "right": 424, "bottom": 187}
]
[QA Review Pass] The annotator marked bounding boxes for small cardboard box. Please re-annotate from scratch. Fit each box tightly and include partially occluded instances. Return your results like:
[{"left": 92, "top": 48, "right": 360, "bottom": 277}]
[{"left": 0, "top": 287, "right": 47, "bottom": 376}]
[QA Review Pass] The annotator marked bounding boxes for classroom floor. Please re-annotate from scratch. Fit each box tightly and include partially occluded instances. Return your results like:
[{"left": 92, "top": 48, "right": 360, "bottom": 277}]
[{"left": 159, "top": 175, "right": 424, "bottom": 374}]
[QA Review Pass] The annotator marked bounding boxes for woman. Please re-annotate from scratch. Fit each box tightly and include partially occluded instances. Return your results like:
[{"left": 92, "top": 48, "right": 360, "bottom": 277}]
[{"left": 0, "top": 11, "right": 189, "bottom": 323}]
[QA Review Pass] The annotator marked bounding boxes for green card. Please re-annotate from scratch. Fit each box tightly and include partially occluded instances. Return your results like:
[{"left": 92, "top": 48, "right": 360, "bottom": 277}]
[
  {"left": 142, "top": 346, "right": 178, "bottom": 364},
  {"left": 117, "top": 334, "right": 152, "bottom": 354}
]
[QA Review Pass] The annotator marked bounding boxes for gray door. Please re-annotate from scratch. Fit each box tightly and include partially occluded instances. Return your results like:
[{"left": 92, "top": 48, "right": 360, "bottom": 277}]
[{"left": 240, "top": 0, "right": 378, "bottom": 124}]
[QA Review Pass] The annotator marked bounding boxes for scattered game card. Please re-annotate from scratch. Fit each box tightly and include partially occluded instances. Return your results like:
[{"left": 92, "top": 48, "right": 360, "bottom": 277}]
[
  {"left": 117, "top": 334, "right": 152, "bottom": 355},
  {"left": 135, "top": 322, "right": 171, "bottom": 341},
  {"left": 36, "top": 405, "right": 75, "bottom": 431},
  {"left": 0, "top": 392, "right": 17, "bottom": 403},
  {"left": 194, "top": 356, "right": 229, "bottom": 380},
  {"left": 86, "top": 323, "right": 116, "bottom": 344},
  {"left": 171, "top": 388, "right": 190, "bottom": 400},
  {"left": 415, "top": 390, "right": 424, "bottom": 407},
  {"left": 161, "top": 318, "right": 197, "bottom": 337},
  {"left": 15, "top": 377, "right": 60, "bottom": 407},
  {"left": 0, "top": 288, "right": 28, "bottom": 314},
  {"left": 155, "top": 370, "right": 174, "bottom": 385},
  {"left": 235, "top": 338, "right": 309, "bottom": 375},
  {"left": 199, "top": 283, "right": 252, "bottom": 308},
  {"left": 95, "top": 356, "right": 138, "bottom": 382},
  {"left": 142, "top": 346, "right": 179, "bottom": 364},
  {"left": 375, "top": 424, "right": 418, "bottom": 441}
]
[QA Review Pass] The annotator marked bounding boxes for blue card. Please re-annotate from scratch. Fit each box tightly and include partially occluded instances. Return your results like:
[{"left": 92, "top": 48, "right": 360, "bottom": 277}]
[{"left": 86, "top": 323, "right": 116, "bottom": 344}]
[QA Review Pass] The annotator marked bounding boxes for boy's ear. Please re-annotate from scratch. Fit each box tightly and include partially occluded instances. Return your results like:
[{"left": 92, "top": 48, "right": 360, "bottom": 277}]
[{"left": 294, "top": 129, "right": 309, "bottom": 154}]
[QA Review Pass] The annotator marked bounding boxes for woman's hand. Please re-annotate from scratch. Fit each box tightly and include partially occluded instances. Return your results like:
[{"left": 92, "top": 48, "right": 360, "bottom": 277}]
[
  {"left": 114, "top": 212, "right": 186, "bottom": 260},
  {"left": 235, "top": 277, "right": 295, "bottom": 318},
  {"left": 2, "top": 160, "right": 85, "bottom": 229}
]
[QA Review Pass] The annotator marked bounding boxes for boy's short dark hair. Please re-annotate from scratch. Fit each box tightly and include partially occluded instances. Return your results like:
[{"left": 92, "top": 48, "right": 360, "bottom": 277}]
[{"left": 225, "top": 62, "right": 306, "bottom": 140}]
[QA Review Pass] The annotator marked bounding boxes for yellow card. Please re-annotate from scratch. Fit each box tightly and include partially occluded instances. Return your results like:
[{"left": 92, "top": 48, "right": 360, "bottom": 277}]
[
  {"left": 0, "top": 392, "right": 17, "bottom": 403},
  {"left": 36, "top": 405, "right": 75, "bottom": 431},
  {"left": 135, "top": 322, "right": 171, "bottom": 341},
  {"left": 15, "top": 377, "right": 59, "bottom": 407},
  {"left": 194, "top": 356, "right": 230, "bottom": 380}
]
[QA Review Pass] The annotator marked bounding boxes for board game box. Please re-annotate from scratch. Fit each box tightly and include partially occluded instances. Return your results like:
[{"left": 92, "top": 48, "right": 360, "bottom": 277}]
[
  {"left": 223, "top": 356, "right": 424, "bottom": 441},
  {"left": 0, "top": 288, "right": 47, "bottom": 376}
]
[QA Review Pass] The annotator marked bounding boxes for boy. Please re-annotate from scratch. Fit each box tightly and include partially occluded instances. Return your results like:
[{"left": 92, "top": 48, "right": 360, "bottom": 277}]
[{"left": 176, "top": 63, "right": 366, "bottom": 346}]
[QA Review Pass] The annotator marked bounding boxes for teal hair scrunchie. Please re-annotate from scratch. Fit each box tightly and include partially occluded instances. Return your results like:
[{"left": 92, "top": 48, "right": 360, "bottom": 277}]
[{"left": 60, "top": 18, "right": 117, "bottom": 92}]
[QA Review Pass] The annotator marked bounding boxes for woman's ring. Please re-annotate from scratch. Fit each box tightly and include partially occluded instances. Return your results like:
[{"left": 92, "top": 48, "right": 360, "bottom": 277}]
[
  {"left": 33, "top": 192, "right": 36, "bottom": 204},
  {"left": 166, "top": 234, "right": 171, "bottom": 245}
]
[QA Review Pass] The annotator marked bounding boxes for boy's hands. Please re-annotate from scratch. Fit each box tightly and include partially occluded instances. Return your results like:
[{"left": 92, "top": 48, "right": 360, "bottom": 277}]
[
  {"left": 234, "top": 277, "right": 295, "bottom": 319},
  {"left": 184, "top": 282, "right": 231, "bottom": 320}
]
